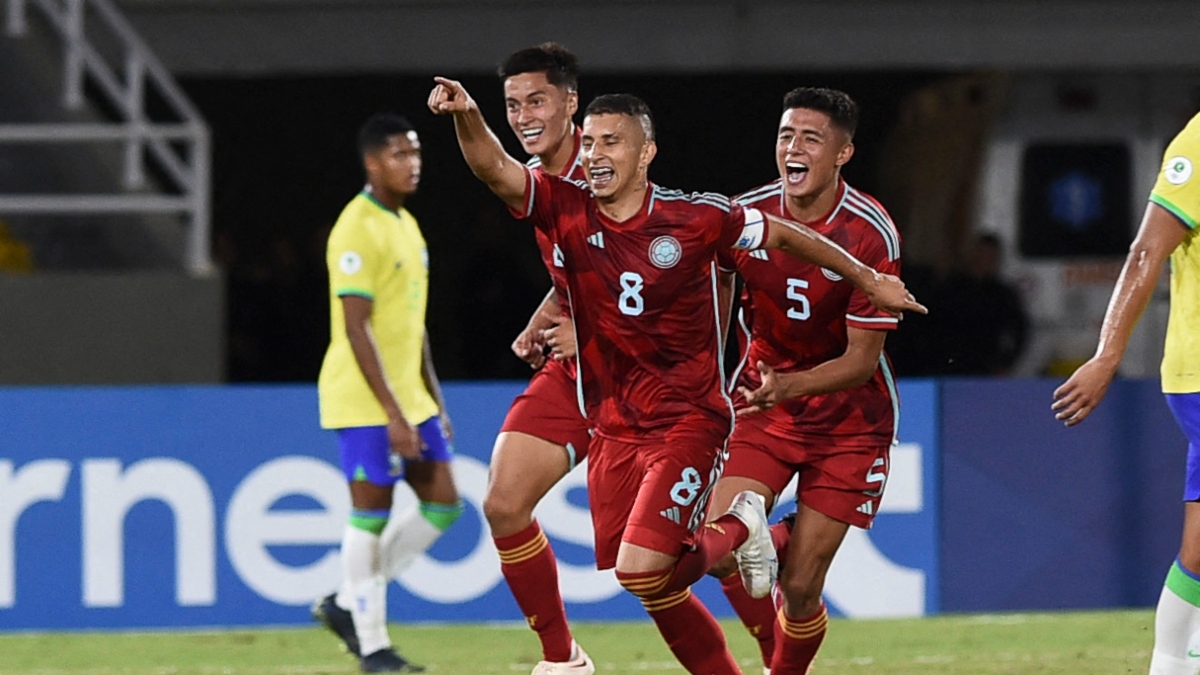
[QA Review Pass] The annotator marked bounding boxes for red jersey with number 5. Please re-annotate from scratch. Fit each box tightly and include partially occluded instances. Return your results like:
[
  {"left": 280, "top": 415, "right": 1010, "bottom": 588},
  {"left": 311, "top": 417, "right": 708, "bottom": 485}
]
[
  {"left": 513, "top": 169, "right": 768, "bottom": 442},
  {"left": 727, "top": 178, "right": 900, "bottom": 445}
]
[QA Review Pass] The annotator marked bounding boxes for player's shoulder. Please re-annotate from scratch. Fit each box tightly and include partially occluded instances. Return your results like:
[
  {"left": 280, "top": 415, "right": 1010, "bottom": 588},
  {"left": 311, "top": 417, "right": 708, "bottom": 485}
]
[
  {"left": 733, "top": 179, "right": 784, "bottom": 210},
  {"left": 649, "top": 185, "right": 733, "bottom": 214},
  {"left": 1169, "top": 112, "right": 1200, "bottom": 152},
  {"left": 838, "top": 183, "right": 901, "bottom": 260}
]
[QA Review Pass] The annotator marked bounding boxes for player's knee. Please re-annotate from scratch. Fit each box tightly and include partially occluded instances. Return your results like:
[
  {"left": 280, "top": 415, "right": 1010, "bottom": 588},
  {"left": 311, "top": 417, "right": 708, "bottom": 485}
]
[
  {"left": 778, "top": 570, "right": 823, "bottom": 611},
  {"left": 420, "top": 500, "right": 464, "bottom": 532},
  {"left": 482, "top": 490, "right": 534, "bottom": 533},
  {"left": 615, "top": 568, "right": 674, "bottom": 601},
  {"left": 707, "top": 552, "right": 739, "bottom": 579}
]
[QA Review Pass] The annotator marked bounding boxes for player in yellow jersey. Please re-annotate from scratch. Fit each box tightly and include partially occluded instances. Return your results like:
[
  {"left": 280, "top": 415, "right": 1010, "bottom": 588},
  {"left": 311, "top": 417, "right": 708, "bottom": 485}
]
[
  {"left": 1053, "top": 112, "right": 1200, "bottom": 675},
  {"left": 312, "top": 113, "right": 461, "bottom": 674}
]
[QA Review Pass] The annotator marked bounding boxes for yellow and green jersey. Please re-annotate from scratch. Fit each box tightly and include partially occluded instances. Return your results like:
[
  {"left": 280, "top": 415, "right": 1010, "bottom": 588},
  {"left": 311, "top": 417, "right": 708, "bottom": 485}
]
[
  {"left": 317, "top": 191, "right": 439, "bottom": 428},
  {"left": 1150, "top": 113, "right": 1200, "bottom": 394}
]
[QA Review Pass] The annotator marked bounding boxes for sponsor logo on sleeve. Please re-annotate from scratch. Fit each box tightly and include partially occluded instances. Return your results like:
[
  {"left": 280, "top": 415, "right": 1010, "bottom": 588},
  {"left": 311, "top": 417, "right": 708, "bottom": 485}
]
[
  {"left": 339, "top": 251, "right": 363, "bottom": 275},
  {"left": 1166, "top": 156, "right": 1193, "bottom": 185}
]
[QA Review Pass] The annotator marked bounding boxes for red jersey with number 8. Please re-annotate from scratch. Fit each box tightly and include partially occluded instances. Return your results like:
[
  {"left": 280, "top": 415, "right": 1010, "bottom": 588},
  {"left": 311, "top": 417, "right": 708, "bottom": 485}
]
[{"left": 513, "top": 169, "right": 767, "bottom": 442}]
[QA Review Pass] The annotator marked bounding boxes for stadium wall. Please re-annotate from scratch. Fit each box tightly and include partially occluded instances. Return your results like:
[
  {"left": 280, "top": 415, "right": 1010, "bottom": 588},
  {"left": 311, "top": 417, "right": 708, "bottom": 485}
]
[
  {"left": 0, "top": 379, "right": 1181, "bottom": 631},
  {"left": 0, "top": 274, "right": 224, "bottom": 385}
]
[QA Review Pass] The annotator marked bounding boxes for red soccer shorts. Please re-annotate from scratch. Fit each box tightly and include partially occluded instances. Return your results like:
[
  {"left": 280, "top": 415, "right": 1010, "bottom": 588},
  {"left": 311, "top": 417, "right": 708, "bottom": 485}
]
[
  {"left": 724, "top": 413, "right": 890, "bottom": 529},
  {"left": 586, "top": 426, "right": 730, "bottom": 570},
  {"left": 500, "top": 358, "right": 592, "bottom": 466}
]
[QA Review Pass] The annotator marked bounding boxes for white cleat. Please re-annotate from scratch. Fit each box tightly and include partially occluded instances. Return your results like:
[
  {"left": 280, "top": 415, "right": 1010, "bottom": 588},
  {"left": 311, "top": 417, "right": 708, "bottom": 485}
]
[
  {"left": 531, "top": 641, "right": 595, "bottom": 675},
  {"left": 728, "top": 490, "right": 778, "bottom": 599}
]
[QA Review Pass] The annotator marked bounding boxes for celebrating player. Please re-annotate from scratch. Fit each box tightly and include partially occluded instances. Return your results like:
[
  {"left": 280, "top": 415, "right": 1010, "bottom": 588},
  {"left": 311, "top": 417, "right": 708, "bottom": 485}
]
[
  {"left": 483, "top": 43, "right": 595, "bottom": 675},
  {"left": 1052, "top": 113, "right": 1200, "bottom": 675},
  {"left": 707, "top": 87, "right": 901, "bottom": 675},
  {"left": 312, "top": 113, "right": 462, "bottom": 673},
  {"left": 429, "top": 77, "right": 923, "bottom": 674}
]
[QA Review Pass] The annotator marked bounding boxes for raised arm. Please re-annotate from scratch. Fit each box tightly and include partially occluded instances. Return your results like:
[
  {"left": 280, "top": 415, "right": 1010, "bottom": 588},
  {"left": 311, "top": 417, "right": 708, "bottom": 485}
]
[
  {"left": 428, "top": 76, "right": 528, "bottom": 211},
  {"left": 761, "top": 212, "right": 926, "bottom": 316},
  {"left": 1052, "top": 203, "right": 1187, "bottom": 426}
]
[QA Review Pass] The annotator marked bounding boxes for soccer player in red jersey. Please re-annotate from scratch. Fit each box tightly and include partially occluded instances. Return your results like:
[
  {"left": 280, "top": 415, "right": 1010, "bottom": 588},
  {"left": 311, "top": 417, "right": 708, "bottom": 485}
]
[
  {"left": 483, "top": 43, "right": 596, "bottom": 675},
  {"left": 708, "top": 88, "right": 901, "bottom": 675},
  {"left": 429, "top": 78, "right": 923, "bottom": 674}
]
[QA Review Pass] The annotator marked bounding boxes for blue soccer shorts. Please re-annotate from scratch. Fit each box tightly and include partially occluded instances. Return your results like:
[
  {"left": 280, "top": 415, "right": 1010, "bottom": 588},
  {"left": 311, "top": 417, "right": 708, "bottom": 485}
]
[
  {"left": 336, "top": 416, "right": 453, "bottom": 486},
  {"left": 1167, "top": 393, "right": 1200, "bottom": 502}
]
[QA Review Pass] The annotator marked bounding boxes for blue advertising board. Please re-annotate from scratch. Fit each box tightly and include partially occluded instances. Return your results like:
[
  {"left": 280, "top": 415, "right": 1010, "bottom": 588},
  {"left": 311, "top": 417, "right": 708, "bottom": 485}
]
[{"left": 0, "top": 381, "right": 940, "bottom": 630}]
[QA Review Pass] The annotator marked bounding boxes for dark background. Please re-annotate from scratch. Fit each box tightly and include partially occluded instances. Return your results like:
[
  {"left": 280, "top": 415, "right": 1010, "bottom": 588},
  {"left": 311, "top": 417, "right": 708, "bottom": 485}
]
[{"left": 184, "top": 71, "right": 942, "bottom": 383}]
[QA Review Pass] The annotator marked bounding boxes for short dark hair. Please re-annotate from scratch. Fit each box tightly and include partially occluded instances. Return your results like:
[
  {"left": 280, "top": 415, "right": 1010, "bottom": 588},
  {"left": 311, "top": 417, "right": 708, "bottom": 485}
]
[
  {"left": 498, "top": 42, "right": 579, "bottom": 91},
  {"left": 782, "top": 87, "right": 859, "bottom": 139},
  {"left": 584, "top": 94, "right": 655, "bottom": 141},
  {"left": 357, "top": 113, "right": 414, "bottom": 157}
]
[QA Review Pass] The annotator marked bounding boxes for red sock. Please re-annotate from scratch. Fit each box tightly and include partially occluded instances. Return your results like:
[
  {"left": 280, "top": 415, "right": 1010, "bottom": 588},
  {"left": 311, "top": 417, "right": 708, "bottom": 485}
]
[
  {"left": 771, "top": 520, "right": 792, "bottom": 563},
  {"left": 720, "top": 572, "right": 778, "bottom": 668},
  {"left": 494, "top": 521, "right": 573, "bottom": 662},
  {"left": 662, "top": 514, "right": 749, "bottom": 594},
  {"left": 773, "top": 604, "right": 827, "bottom": 674},
  {"left": 617, "top": 569, "right": 741, "bottom": 675}
]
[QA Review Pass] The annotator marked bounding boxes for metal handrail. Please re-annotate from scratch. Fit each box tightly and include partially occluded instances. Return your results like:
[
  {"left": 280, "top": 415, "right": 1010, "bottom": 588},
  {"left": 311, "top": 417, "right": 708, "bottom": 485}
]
[{"left": 3, "top": 0, "right": 212, "bottom": 275}]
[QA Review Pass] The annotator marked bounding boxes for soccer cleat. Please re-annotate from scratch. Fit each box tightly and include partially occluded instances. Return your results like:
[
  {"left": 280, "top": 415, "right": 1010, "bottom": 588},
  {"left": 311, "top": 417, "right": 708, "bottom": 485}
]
[
  {"left": 728, "top": 490, "right": 778, "bottom": 599},
  {"left": 531, "top": 641, "right": 595, "bottom": 675},
  {"left": 312, "top": 593, "right": 361, "bottom": 657},
  {"left": 359, "top": 647, "right": 426, "bottom": 673}
]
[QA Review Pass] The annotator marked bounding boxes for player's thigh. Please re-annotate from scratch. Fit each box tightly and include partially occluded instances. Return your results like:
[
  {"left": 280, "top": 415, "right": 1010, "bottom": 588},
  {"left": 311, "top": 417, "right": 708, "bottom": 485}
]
[
  {"left": 1168, "top": 393, "right": 1200, "bottom": 570},
  {"left": 487, "top": 431, "right": 572, "bottom": 510},
  {"left": 587, "top": 437, "right": 645, "bottom": 570},
  {"left": 337, "top": 425, "right": 400, "bottom": 510},
  {"left": 715, "top": 421, "right": 798, "bottom": 518},
  {"left": 404, "top": 416, "right": 458, "bottom": 504},
  {"left": 795, "top": 442, "right": 890, "bottom": 530},
  {"left": 780, "top": 502, "right": 850, "bottom": 594},
  {"left": 622, "top": 437, "right": 725, "bottom": 565},
  {"left": 499, "top": 360, "right": 592, "bottom": 464}
]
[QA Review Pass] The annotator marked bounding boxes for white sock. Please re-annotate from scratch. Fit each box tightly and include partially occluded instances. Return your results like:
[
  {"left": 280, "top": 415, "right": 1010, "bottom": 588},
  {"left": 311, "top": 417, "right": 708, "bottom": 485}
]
[
  {"left": 380, "top": 505, "right": 446, "bottom": 579},
  {"left": 339, "top": 525, "right": 391, "bottom": 656},
  {"left": 1150, "top": 562, "right": 1200, "bottom": 675}
]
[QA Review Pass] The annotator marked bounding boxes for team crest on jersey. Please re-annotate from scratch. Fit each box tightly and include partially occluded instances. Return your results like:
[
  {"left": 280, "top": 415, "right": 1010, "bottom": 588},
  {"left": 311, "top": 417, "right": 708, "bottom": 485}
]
[
  {"left": 648, "top": 235, "right": 682, "bottom": 269},
  {"left": 821, "top": 267, "right": 843, "bottom": 282},
  {"left": 1166, "top": 156, "right": 1193, "bottom": 185}
]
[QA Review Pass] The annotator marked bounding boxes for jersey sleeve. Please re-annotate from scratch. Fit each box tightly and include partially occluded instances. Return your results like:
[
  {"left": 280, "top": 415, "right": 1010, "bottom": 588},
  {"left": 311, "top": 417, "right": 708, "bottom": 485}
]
[
  {"left": 1151, "top": 114, "right": 1200, "bottom": 230},
  {"left": 845, "top": 220, "right": 901, "bottom": 332},
  {"left": 508, "top": 167, "right": 577, "bottom": 239},
  {"left": 721, "top": 203, "right": 769, "bottom": 251},
  {"left": 326, "top": 217, "right": 381, "bottom": 300}
]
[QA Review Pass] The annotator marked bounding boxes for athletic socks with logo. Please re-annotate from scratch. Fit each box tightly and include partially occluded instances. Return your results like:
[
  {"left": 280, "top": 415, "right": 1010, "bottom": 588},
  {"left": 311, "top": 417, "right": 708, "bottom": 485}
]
[
  {"left": 494, "top": 520, "right": 574, "bottom": 663},
  {"left": 1150, "top": 558, "right": 1200, "bottom": 675}
]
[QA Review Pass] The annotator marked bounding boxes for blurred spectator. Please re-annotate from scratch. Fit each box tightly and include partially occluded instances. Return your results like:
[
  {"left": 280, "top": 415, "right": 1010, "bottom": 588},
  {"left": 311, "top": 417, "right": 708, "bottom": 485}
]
[
  {"left": 936, "top": 233, "right": 1029, "bottom": 375},
  {"left": 0, "top": 221, "right": 34, "bottom": 274}
]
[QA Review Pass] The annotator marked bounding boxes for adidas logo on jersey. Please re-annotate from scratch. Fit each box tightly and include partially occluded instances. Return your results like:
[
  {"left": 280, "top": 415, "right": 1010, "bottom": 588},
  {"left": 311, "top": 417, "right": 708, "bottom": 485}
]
[
  {"left": 659, "top": 506, "right": 681, "bottom": 524},
  {"left": 587, "top": 232, "right": 605, "bottom": 248},
  {"left": 857, "top": 501, "right": 874, "bottom": 516},
  {"left": 553, "top": 243, "right": 564, "bottom": 268},
  {"left": 749, "top": 249, "right": 769, "bottom": 261}
]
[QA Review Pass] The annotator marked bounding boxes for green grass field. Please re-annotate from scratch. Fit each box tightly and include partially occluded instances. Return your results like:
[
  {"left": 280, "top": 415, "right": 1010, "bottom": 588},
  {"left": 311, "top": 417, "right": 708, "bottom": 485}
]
[{"left": 0, "top": 609, "right": 1155, "bottom": 675}]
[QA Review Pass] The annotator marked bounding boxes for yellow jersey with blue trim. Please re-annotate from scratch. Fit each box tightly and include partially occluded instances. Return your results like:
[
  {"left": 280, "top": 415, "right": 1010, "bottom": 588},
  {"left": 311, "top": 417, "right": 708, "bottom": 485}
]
[
  {"left": 318, "top": 191, "right": 439, "bottom": 428},
  {"left": 1150, "top": 113, "right": 1200, "bottom": 394}
]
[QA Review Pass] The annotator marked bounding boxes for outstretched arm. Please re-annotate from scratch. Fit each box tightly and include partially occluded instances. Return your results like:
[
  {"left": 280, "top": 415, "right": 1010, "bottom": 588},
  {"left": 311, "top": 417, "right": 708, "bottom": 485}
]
[
  {"left": 761, "top": 212, "right": 926, "bottom": 316},
  {"left": 1052, "top": 203, "right": 1186, "bottom": 426},
  {"left": 428, "top": 76, "right": 528, "bottom": 211}
]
